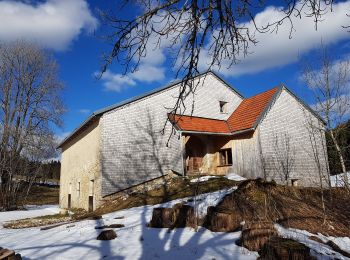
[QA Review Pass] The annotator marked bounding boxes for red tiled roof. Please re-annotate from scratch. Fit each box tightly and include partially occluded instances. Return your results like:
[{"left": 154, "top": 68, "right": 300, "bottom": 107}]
[
  {"left": 227, "top": 87, "right": 279, "bottom": 132},
  {"left": 170, "top": 87, "right": 279, "bottom": 134},
  {"left": 169, "top": 115, "right": 230, "bottom": 133}
]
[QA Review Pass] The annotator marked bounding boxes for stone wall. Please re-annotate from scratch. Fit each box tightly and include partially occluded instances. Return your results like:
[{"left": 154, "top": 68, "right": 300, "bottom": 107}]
[{"left": 59, "top": 119, "right": 102, "bottom": 210}]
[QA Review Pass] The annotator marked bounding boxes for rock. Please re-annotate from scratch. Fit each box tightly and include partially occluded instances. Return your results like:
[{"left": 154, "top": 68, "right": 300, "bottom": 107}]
[
  {"left": 259, "top": 237, "right": 316, "bottom": 260},
  {"left": 13, "top": 254, "right": 22, "bottom": 260},
  {"left": 205, "top": 207, "right": 241, "bottom": 232},
  {"left": 241, "top": 221, "right": 277, "bottom": 251},
  {"left": 96, "top": 230, "right": 117, "bottom": 240}
]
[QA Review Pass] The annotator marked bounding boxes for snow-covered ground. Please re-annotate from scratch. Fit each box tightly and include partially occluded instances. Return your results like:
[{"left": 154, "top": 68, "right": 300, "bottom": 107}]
[
  {"left": 0, "top": 205, "right": 60, "bottom": 224},
  {"left": 330, "top": 172, "right": 350, "bottom": 187},
  {"left": 190, "top": 176, "right": 218, "bottom": 183},
  {"left": 276, "top": 225, "right": 350, "bottom": 260},
  {"left": 0, "top": 188, "right": 349, "bottom": 260},
  {"left": 0, "top": 187, "right": 258, "bottom": 260}
]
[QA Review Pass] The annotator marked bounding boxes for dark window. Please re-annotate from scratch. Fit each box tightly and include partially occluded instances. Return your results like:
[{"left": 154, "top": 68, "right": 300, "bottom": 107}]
[
  {"left": 219, "top": 148, "right": 232, "bottom": 166},
  {"left": 219, "top": 101, "right": 228, "bottom": 113}
]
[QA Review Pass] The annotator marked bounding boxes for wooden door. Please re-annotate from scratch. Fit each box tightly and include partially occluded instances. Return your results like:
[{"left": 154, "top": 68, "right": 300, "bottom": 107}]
[
  {"left": 88, "top": 196, "right": 93, "bottom": 212},
  {"left": 186, "top": 136, "right": 204, "bottom": 174},
  {"left": 68, "top": 194, "right": 71, "bottom": 209}
]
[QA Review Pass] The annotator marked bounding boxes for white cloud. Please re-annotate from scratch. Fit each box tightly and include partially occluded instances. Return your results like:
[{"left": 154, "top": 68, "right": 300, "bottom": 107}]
[
  {"left": 201, "top": 1, "right": 350, "bottom": 77},
  {"left": 0, "top": 0, "right": 98, "bottom": 50},
  {"left": 131, "top": 65, "right": 166, "bottom": 82},
  {"left": 99, "top": 70, "right": 136, "bottom": 92},
  {"left": 77, "top": 109, "right": 91, "bottom": 114}
]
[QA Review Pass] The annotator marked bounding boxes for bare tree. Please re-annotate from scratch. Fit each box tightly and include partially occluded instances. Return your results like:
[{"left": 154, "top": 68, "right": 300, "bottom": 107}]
[
  {"left": 273, "top": 133, "right": 295, "bottom": 185},
  {"left": 301, "top": 46, "right": 350, "bottom": 188},
  {"left": 98, "top": 0, "right": 347, "bottom": 117},
  {"left": 0, "top": 41, "right": 64, "bottom": 210}
]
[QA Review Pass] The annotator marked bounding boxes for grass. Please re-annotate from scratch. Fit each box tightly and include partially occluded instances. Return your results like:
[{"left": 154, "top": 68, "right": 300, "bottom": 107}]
[
  {"left": 3, "top": 213, "right": 70, "bottom": 229},
  {"left": 22, "top": 185, "right": 59, "bottom": 205},
  {"left": 213, "top": 179, "right": 350, "bottom": 237}
]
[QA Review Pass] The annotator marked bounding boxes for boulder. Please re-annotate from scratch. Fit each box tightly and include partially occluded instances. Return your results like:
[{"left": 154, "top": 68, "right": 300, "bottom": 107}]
[
  {"left": 241, "top": 221, "right": 277, "bottom": 251},
  {"left": 96, "top": 230, "right": 117, "bottom": 240}
]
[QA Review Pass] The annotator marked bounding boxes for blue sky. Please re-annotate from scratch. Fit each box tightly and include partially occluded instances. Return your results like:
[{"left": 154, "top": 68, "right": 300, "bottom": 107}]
[{"left": 0, "top": 0, "right": 349, "bottom": 141}]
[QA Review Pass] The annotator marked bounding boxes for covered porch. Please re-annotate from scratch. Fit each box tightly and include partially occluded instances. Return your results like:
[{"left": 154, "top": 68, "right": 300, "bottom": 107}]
[{"left": 182, "top": 134, "right": 234, "bottom": 176}]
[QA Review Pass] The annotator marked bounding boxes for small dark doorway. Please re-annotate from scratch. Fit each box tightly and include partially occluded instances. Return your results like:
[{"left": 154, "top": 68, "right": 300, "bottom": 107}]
[
  {"left": 186, "top": 136, "right": 205, "bottom": 175},
  {"left": 88, "top": 196, "right": 93, "bottom": 212},
  {"left": 68, "top": 194, "right": 71, "bottom": 209}
]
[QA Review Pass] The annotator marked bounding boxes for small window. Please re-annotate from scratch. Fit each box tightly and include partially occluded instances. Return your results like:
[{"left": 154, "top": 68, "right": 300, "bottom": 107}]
[
  {"left": 219, "top": 148, "right": 233, "bottom": 166},
  {"left": 89, "top": 180, "right": 94, "bottom": 196},
  {"left": 219, "top": 101, "right": 228, "bottom": 113},
  {"left": 291, "top": 179, "right": 299, "bottom": 187},
  {"left": 77, "top": 182, "right": 80, "bottom": 197}
]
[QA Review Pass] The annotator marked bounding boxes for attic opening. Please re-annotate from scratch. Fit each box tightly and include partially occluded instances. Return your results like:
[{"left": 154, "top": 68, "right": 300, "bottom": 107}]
[{"left": 219, "top": 101, "right": 228, "bottom": 113}]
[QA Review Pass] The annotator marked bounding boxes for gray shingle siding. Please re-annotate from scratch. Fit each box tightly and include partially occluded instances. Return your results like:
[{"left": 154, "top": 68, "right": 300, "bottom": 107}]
[
  {"left": 230, "top": 88, "right": 328, "bottom": 187},
  {"left": 258, "top": 88, "right": 329, "bottom": 186},
  {"left": 100, "top": 73, "right": 243, "bottom": 196}
]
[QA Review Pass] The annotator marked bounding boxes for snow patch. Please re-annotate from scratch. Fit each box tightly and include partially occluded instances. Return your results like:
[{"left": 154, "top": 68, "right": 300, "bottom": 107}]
[
  {"left": 330, "top": 172, "right": 350, "bottom": 187},
  {"left": 152, "top": 187, "right": 237, "bottom": 217},
  {"left": 276, "top": 224, "right": 350, "bottom": 259},
  {"left": 226, "top": 172, "right": 247, "bottom": 181},
  {"left": 190, "top": 176, "right": 218, "bottom": 183}
]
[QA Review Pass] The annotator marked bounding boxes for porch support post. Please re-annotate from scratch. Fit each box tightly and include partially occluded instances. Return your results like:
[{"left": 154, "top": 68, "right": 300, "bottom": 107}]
[{"left": 180, "top": 131, "right": 186, "bottom": 177}]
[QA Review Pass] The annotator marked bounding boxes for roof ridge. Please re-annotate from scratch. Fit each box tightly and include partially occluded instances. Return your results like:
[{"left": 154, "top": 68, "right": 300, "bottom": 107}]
[{"left": 244, "top": 85, "right": 282, "bottom": 100}]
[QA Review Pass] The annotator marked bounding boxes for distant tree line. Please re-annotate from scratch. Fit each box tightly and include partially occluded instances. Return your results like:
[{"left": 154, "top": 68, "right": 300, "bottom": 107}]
[{"left": 37, "top": 160, "right": 61, "bottom": 182}]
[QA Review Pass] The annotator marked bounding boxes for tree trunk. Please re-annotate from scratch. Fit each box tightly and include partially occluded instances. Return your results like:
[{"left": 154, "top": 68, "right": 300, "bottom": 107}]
[{"left": 329, "top": 129, "right": 348, "bottom": 188}]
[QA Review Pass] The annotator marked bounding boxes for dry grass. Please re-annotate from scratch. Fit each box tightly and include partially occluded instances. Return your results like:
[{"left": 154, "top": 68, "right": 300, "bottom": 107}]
[
  {"left": 85, "top": 176, "right": 240, "bottom": 218},
  {"left": 3, "top": 213, "right": 70, "bottom": 229},
  {"left": 22, "top": 185, "right": 59, "bottom": 205},
  {"left": 212, "top": 179, "right": 350, "bottom": 237}
]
